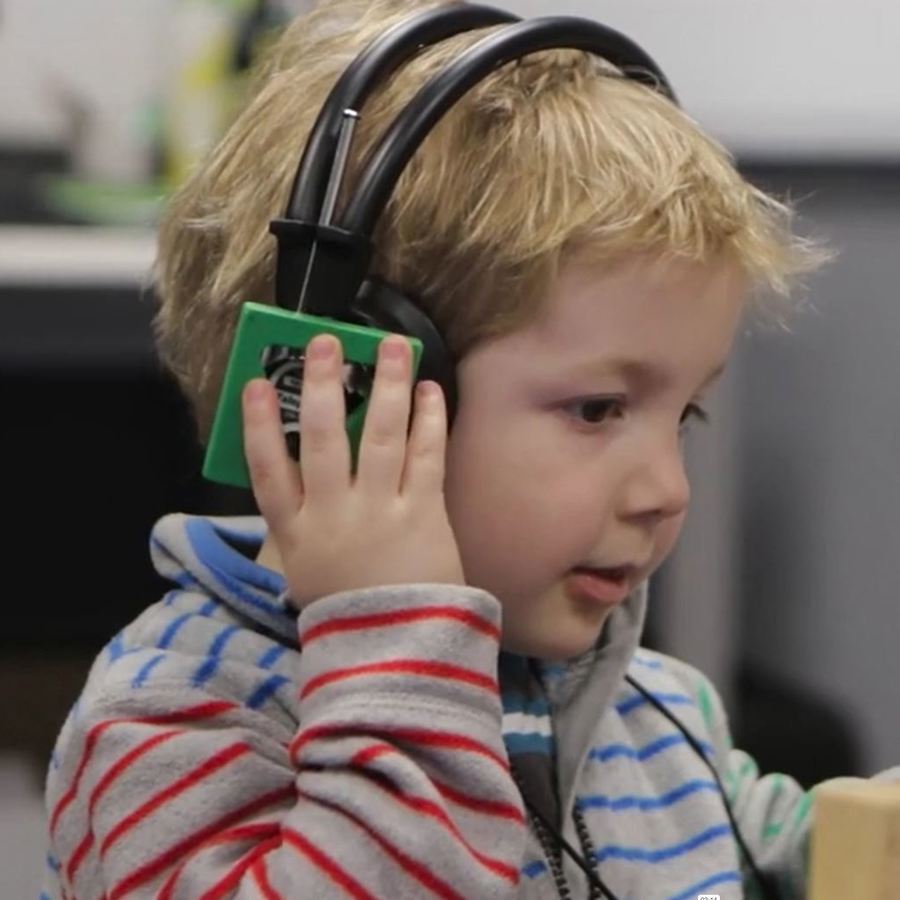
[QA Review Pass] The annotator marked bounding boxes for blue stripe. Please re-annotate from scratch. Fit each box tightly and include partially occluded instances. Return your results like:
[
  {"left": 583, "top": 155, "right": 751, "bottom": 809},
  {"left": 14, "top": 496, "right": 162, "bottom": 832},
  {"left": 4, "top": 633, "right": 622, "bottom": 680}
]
[
  {"left": 590, "top": 733, "right": 714, "bottom": 763},
  {"left": 214, "top": 522, "right": 267, "bottom": 543},
  {"left": 539, "top": 662, "right": 567, "bottom": 681},
  {"left": 209, "top": 623, "right": 241, "bottom": 656},
  {"left": 155, "top": 601, "right": 219, "bottom": 650},
  {"left": 665, "top": 869, "right": 742, "bottom": 900},
  {"left": 594, "top": 823, "right": 732, "bottom": 865},
  {"left": 151, "top": 539, "right": 205, "bottom": 591},
  {"left": 107, "top": 632, "right": 126, "bottom": 662},
  {"left": 157, "top": 613, "right": 194, "bottom": 649},
  {"left": 192, "top": 624, "right": 241, "bottom": 686},
  {"left": 501, "top": 693, "right": 551, "bottom": 715},
  {"left": 46, "top": 854, "right": 61, "bottom": 872},
  {"left": 246, "top": 674, "right": 291, "bottom": 709},
  {"left": 185, "top": 519, "right": 286, "bottom": 610},
  {"left": 580, "top": 779, "right": 719, "bottom": 812},
  {"left": 171, "top": 569, "right": 202, "bottom": 589},
  {"left": 521, "top": 860, "right": 547, "bottom": 879},
  {"left": 257, "top": 644, "right": 287, "bottom": 670},
  {"left": 631, "top": 654, "right": 663, "bottom": 670},
  {"left": 132, "top": 653, "right": 166, "bottom": 688},
  {"left": 503, "top": 733, "right": 553, "bottom": 755},
  {"left": 39, "top": 893, "right": 52, "bottom": 900},
  {"left": 616, "top": 691, "right": 694, "bottom": 716}
]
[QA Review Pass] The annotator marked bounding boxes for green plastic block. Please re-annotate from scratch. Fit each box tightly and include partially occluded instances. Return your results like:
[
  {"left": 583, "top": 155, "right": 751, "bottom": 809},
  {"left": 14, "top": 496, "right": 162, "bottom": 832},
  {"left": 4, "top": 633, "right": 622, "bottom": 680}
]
[{"left": 203, "top": 302, "right": 423, "bottom": 489}]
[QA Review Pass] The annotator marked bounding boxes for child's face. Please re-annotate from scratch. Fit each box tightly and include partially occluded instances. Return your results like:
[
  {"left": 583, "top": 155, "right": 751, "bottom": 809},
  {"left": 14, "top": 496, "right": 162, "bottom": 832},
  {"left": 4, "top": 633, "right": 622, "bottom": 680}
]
[{"left": 443, "top": 252, "right": 746, "bottom": 660}]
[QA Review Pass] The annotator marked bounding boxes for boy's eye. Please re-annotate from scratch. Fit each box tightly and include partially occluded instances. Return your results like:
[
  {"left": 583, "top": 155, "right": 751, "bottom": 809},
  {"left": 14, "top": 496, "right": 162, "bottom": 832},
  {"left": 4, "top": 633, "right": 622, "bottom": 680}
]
[
  {"left": 562, "top": 398, "right": 710, "bottom": 431},
  {"left": 565, "top": 397, "right": 625, "bottom": 425}
]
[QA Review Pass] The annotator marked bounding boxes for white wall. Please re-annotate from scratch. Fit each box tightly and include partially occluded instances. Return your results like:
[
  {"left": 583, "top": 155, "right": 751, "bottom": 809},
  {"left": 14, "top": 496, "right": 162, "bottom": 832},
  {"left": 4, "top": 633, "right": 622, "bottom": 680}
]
[
  {"left": 0, "top": 0, "right": 314, "bottom": 180},
  {"left": 495, "top": 0, "right": 900, "bottom": 159},
  {"left": 0, "top": 0, "right": 170, "bottom": 178},
  {"left": 4, "top": 0, "right": 899, "bottom": 163}
]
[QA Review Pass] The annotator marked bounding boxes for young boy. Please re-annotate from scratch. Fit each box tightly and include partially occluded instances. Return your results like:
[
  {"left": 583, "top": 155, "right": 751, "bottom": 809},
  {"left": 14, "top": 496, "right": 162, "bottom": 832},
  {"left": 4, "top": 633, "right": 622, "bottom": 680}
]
[{"left": 43, "top": 1, "right": 897, "bottom": 898}]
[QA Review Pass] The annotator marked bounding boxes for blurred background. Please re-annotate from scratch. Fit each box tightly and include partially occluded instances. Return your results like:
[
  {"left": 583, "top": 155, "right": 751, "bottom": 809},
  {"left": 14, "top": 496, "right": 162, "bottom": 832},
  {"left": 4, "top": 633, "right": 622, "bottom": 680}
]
[{"left": 1, "top": 0, "right": 898, "bottom": 893}]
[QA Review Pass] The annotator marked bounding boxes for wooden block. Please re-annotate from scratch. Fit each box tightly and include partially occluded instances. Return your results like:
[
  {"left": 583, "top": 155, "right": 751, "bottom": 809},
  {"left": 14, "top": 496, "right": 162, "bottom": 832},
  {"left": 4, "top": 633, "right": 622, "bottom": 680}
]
[{"left": 808, "top": 779, "right": 900, "bottom": 900}]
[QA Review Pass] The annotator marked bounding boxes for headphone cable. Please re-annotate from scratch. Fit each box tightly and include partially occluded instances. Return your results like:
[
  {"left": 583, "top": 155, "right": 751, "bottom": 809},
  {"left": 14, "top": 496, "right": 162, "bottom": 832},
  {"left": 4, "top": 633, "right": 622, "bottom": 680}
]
[{"left": 519, "top": 790, "right": 621, "bottom": 900}]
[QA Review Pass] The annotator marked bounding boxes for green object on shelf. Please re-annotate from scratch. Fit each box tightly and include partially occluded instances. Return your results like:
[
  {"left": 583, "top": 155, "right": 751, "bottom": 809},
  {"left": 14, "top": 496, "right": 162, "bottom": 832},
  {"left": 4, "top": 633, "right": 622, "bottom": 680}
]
[{"left": 40, "top": 175, "right": 170, "bottom": 227}]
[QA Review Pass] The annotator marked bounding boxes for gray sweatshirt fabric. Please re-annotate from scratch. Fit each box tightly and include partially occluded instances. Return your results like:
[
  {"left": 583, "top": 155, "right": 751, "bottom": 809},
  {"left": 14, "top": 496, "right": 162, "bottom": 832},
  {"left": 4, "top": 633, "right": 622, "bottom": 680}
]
[{"left": 42, "top": 513, "right": 899, "bottom": 899}]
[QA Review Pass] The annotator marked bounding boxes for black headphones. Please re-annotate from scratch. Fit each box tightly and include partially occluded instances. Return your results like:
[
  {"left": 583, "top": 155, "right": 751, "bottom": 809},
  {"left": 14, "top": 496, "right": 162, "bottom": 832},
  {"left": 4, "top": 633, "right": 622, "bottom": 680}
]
[{"left": 267, "top": 3, "right": 677, "bottom": 429}]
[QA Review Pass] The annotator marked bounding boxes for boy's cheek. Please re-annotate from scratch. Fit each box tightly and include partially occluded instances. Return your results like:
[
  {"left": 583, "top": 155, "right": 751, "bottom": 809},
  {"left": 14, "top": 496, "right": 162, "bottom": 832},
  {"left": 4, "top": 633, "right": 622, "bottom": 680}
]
[{"left": 652, "top": 515, "right": 688, "bottom": 570}]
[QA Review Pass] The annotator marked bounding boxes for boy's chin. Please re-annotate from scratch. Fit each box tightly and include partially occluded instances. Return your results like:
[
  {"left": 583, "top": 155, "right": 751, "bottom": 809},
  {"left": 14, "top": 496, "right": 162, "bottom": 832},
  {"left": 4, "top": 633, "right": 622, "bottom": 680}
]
[{"left": 500, "top": 617, "right": 609, "bottom": 661}]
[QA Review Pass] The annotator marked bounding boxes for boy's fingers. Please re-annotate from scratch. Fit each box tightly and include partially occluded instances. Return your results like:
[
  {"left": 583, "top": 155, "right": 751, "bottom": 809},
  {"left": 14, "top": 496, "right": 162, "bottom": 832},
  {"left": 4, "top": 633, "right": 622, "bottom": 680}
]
[
  {"left": 401, "top": 381, "right": 448, "bottom": 496},
  {"left": 299, "top": 335, "right": 352, "bottom": 504},
  {"left": 355, "top": 336, "right": 414, "bottom": 494},
  {"left": 242, "top": 379, "right": 303, "bottom": 534}
]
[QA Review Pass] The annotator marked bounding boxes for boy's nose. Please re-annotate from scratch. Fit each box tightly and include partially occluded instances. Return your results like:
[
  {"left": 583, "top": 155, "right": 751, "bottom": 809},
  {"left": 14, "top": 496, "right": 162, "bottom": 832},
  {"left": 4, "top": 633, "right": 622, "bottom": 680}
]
[{"left": 620, "top": 439, "right": 691, "bottom": 523}]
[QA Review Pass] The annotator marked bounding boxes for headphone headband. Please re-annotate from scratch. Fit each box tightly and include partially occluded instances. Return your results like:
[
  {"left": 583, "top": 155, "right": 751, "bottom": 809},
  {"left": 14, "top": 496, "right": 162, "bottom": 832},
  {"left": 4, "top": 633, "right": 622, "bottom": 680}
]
[
  {"left": 343, "top": 16, "right": 677, "bottom": 238},
  {"left": 271, "top": 9, "right": 677, "bottom": 317},
  {"left": 286, "top": 4, "right": 520, "bottom": 225}
]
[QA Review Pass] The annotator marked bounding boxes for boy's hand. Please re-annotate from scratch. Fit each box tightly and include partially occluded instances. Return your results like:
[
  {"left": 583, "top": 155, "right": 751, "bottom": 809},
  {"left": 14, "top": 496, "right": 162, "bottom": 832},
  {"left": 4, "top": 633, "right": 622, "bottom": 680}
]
[{"left": 241, "top": 333, "right": 466, "bottom": 609}]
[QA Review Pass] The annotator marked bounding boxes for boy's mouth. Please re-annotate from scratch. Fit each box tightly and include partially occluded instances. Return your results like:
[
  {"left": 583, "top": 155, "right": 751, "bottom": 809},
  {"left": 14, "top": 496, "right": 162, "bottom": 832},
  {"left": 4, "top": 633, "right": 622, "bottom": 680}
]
[
  {"left": 565, "top": 565, "right": 634, "bottom": 606},
  {"left": 571, "top": 564, "right": 631, "bottom": 583}
]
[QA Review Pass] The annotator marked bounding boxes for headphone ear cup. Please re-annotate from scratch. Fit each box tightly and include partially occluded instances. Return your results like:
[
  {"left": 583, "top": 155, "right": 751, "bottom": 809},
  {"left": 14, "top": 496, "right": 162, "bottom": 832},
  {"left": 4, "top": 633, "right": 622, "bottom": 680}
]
[{"left": 350, "top": 278, "right": 459, "bottom": 425}]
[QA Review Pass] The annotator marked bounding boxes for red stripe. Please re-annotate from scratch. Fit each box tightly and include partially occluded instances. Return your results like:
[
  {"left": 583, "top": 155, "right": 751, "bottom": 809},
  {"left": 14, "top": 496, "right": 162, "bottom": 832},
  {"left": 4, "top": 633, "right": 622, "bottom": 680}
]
[
  {"left": 199, "top": 835, "right": 282, "bottom": 899},
  {"left": 432, "top": 777, "right": 526, "bottom": 824},
  {"left": 291, "top": 724, "right": 509, "bottom": 772},
  {"left": 283, "top": 828, "right": 377, "bottom": 900},
  {"left": 65, "top": 831, "right": 94, "bottom": 885},
  {"left": 349, "top": 743, "right": 524, "bottom": 824},
  {"left": 90, "top": 729, "right": 180, "bottom": 815},
  {"left": 300, "top": 606, "right": 499, "bottom": 644},
  {"left": 100, "top": 742, "right": 251, "bottom": 857},
  {"left": 50, "top": 700, "right": 235, "bottom": 835},
  {"left": 157, "top": 824, "right": 280, "bottom": 900},
  {"left": 296, "top": 789, "right": 464, "bottom": 899},
  {"left": 109, "top": 786, "right": 294, "bottom": 899},
  {"left": 66, "top": 730, "right": 181, "bottom": 884},
  {"left": 345, "top": 770, "right": 520, "bottom": 883},
  {"left": 349, "top": 742, "right": 395, "bottom": 767},
  {"left": 300, "top": 659, "right": 497, "bottom": 700},
  {"left": 250, "top": 856, "right": 281, "bottom": 900}
]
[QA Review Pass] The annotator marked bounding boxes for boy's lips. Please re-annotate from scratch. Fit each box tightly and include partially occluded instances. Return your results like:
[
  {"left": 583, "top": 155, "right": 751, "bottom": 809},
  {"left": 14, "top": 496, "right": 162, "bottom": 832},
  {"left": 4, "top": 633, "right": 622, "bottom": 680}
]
[
  {"left": 573, "top": 561, "right": 645, "bottom": 582},
  {"left": 565, "top": 565, "right": 635, "bottom": 605}
]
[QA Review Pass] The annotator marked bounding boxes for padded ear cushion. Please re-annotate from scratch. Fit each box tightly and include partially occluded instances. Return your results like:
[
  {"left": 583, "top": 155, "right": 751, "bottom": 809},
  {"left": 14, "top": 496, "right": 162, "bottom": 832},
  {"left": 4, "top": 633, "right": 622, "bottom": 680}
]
[{"left": 350, "top": 278, "right": 459, "bottom": 424}]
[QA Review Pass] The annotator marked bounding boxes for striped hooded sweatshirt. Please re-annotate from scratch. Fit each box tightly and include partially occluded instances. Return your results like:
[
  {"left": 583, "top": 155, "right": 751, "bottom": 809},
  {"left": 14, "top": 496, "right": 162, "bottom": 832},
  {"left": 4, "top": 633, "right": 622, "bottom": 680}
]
[{"left": 43, "top": 513, "right": 899, "bottom": 900}]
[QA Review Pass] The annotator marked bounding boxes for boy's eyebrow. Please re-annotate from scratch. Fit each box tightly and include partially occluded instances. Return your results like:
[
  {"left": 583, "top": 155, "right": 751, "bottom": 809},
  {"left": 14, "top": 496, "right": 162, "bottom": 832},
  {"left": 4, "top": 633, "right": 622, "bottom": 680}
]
[{"left": 563, "top": 357, "right": 727, "bottom": 389}]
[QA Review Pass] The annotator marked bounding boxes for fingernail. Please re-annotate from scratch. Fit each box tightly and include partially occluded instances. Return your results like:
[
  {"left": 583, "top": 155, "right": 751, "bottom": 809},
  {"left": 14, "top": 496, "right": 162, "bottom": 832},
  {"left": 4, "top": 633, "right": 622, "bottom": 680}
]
[
  {"left": 381, "top": 337, "right": 406, "bottom": 361},
  {"left": 308, "top": 336, "right": 335, "bottom": 360},
  {"left": 244, "top": 380, "right": 269, "bottom": 409}
]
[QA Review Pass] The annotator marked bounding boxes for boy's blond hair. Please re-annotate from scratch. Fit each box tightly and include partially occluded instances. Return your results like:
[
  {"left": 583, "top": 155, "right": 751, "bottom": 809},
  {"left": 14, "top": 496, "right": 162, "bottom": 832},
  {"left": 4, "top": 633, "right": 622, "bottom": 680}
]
[{"left": 154, "top": 0, "right": 832, "bottom": 443}]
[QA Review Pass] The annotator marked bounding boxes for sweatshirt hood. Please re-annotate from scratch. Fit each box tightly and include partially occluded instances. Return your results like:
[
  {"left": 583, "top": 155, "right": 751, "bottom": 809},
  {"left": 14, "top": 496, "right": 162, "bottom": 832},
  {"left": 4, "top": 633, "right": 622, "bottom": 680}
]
[{"left": 150, "top": 513, "right": 296, "bottom": 642}]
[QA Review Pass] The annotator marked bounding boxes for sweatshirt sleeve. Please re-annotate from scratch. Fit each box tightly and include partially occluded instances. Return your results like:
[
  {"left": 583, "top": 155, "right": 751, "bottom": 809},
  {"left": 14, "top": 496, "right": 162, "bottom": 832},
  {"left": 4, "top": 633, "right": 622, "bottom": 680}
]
[
  {"left": 45, "top": 584, "right": 526, "bottom": 899},
  {"left": 677, "top": 663, "right": 900, "bottom": 900}
]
